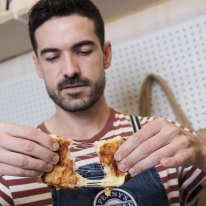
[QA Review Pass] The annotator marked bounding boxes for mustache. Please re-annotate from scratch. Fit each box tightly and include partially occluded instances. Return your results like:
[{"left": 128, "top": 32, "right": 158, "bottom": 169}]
[{"left": 58, "top": 76, "right": 91, "bottom": 90}]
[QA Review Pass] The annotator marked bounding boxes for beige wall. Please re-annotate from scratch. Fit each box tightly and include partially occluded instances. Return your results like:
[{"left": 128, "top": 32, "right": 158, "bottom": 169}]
[
  {"left": 1, "top": 0, "right": 206, "bottom": 84},
  {"left": 0, "top": 52, "right": 34, "bottom": 83},
  {"left": 105, "top": 0, "right": 206, "bottom": 44}
]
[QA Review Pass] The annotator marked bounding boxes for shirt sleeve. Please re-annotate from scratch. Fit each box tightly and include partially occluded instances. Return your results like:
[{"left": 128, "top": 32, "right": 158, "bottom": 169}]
[
  {"left": 178, "top": 166, "right": 206, "bottom": 205},
  {"left": 0, "top": 177, "right": 14, "bottom": 206}
]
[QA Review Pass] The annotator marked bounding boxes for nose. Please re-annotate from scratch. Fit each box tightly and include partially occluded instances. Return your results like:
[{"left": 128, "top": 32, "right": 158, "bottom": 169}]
[{"left": 62, "top": 52, "right": 80, "bottom": 78}]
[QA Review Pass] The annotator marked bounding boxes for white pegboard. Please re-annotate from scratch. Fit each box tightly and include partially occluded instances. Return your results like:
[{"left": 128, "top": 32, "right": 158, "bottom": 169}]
[
  {"left": 0, "top": 15, "right": 206, "bottom": 130},
  {"left": 105, "top": 15, "right": 206, "bottom": 130},
  {"left": 0, "top": 73, "right": 55, "bottom": 126}
]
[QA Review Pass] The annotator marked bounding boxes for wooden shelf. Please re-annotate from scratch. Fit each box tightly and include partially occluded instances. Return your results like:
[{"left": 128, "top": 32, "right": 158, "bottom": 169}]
[{"left": 0, "top": 0, "right": 161, "bottom": 62}]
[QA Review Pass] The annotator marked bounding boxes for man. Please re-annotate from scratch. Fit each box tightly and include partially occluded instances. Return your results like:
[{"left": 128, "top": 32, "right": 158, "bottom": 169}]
[{"left": 0, "top": 0, "right": 206, "bottom": 205}]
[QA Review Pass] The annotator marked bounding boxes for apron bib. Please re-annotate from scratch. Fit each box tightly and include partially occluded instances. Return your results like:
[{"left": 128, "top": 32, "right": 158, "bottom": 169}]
[{"left": 52, "top": 116, "right": 169, "bottom": 206}]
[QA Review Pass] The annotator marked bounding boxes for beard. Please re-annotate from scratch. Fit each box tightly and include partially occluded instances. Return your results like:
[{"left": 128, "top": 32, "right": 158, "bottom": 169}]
[{"left": 46, "top": 74, "right": 105, "bottom": 112}]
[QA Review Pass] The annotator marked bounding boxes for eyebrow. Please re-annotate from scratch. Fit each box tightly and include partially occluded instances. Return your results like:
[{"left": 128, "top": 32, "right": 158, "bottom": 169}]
[
  {"left": 72, "top": 40, "right": 95, "bottom": 50},
  {"left": 40, "top": 48, "right": 59, "bottom": 56}
]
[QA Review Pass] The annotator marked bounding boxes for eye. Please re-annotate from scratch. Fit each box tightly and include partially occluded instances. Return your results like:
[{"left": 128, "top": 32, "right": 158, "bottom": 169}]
[
  {"left": 45, "top": 55, "right": 58, "bottom": 62},
  {"left": 79, "top": 50, "right": 92, "bottom": 56},
  {"left": 78, "top": 50, "right": 93, "bottom": 56}
]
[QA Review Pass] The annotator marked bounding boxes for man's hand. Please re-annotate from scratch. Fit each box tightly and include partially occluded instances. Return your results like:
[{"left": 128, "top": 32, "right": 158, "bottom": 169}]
[
  {"left": 114, "top": 117, "right": 206, "bottom": 176},
  {"left": 0, "top": 123, "right": 59, "bottom": 177}
]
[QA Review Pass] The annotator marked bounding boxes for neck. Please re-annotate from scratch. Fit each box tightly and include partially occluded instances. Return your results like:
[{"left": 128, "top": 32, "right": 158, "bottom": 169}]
[{"left": 45, "top": 96, "right": 110, "bottom": 140}]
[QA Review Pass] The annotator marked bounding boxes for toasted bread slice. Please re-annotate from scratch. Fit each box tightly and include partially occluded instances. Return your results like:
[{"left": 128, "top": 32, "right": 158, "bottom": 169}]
[
  {"left": 39, "top": 135, "right": 87, "bottom": 188},
  {"left": 94, "top": 136, "right": 127, "bottom": 187}
]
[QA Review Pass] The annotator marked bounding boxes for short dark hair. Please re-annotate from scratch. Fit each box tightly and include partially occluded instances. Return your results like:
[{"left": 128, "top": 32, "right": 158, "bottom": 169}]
[{"left": 28, "top": 0, "right": 105, "bottom": 55}]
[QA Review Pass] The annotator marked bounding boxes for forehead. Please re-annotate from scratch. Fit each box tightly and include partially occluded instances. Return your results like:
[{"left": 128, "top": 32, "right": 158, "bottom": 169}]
[{"left": 35, "top": 15, "right": 99, "bottom": 51}]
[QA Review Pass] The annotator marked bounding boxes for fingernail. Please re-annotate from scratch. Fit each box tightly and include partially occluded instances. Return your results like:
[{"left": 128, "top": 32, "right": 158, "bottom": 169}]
[
  {"left": 46, "top": 164, "right": 53, "bottom": 172},
  {"left": 129, "top": 168, "right": 136, "bottom": 176},
  {"left": 118, "top": 163, "right": 127, "bottom": 172},
  {"left": 53, "top": 155, "right": 59, "bottom": 164},
  {"left": 114, "top": 154, "right": 122, "bottom": 161},
  {"left": 53, "top": 143, "right": 59, "bottom": 151}
]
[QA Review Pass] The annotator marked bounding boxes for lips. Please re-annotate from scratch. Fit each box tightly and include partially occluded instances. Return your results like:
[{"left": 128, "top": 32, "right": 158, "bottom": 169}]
[
  {"left": 58, "top": 77, "right": 90, "bottom": 91},
  {"left": 62, "top": 84, "right": 85, "bottom": 90}
]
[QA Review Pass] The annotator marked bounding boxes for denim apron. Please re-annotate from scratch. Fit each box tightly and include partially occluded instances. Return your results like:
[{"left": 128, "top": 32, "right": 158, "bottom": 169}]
[{"left": 52, "top": 116, "right": 170, "bottom": 206}]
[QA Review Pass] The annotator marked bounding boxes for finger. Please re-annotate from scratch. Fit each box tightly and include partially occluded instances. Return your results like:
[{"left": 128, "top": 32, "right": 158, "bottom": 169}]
[
  {"left": 115, "top": 117, "right": 182, "bottom": 163},
  {"left": 0, "top": 163, "right": 42, "bottom": 177},
  {"left": 0, "top": 135, "right": 59, "bottom": 164},
  {"left": 116, "top": 125, "right": 178, "bottom": 171},
  {"left": 117, "top": 131, "right": 172, "bottom": 171},
  {"left": 159, "top": 132, "right": 195, "bottom": 168},
  {"left": 115, "top": 119, "right": 162, "bottom": 161},
  {"left": 127, "top": 136, "right": 190, "bottom": 176},
  {"left": 160, "top": 149, "right": 193, "bottom": 168},
  {"left": 0, "top": 148, "right": 54, "bottom": 172},
  {"left": 0, "top": 123, "right": 59, "bottom": 151},
  {"left": 126, "top": 145, "right": 174, "bottom": 176}
]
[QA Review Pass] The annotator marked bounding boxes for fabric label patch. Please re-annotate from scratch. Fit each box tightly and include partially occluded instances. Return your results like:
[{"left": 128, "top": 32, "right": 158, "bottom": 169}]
[{"left": 93, "top": 188, "right": 138, "bottom": 206}]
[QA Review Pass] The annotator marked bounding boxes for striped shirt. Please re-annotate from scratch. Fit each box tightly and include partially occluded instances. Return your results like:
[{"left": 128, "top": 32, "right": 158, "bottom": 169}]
[{"left": 0, "top": 109, "right": 205, "bottom": 206}]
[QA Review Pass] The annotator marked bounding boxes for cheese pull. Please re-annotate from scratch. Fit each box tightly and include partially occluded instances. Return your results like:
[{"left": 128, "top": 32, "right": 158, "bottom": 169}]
[{"left": 38, "top": 135, "right": 128, "bottom": 195}]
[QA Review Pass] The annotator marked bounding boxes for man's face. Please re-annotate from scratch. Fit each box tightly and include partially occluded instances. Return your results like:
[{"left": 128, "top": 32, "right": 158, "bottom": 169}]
[{"left": 33, "top": 15, "right": 111, "bottom": 112}]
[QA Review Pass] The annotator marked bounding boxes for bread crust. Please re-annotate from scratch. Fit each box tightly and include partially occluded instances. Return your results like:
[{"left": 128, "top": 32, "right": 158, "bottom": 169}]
[{"left": 39, "top": 135, "right": 86, "bottom": 188}]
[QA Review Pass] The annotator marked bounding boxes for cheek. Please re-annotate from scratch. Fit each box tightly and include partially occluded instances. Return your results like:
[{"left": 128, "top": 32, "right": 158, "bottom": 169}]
[
  {"left": 86, "top": 54, "right": 104, "bottom": 76},
  {"left": 43, "top": 74, "right": 59, "bottom": 91},
  {"left": 89, "top": 69, "right": 105, "bottom": 85},
  {"left": 40, "top": 66, "right": 61, "bottom": 88},
  {"left": 85, "top": 64, "right": 104, "bottom": 82}
]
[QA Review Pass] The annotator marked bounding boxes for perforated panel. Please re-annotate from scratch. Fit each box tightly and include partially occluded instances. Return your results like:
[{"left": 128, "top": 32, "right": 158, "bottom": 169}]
[
  {"left": 106, "top": 15, "right": 206, "bottom": 130},
  {"left": 0, "top": 15, "right": 206, "bottom": 130},
  {"left": 0, "top": 73, "right": 55, "bottom": 126}
]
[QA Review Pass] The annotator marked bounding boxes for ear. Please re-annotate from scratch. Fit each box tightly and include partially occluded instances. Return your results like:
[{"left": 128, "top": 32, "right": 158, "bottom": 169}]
[
  {"left": 32, "top": 52, "right": 43, "bottom": 78},
  {"left": 103, "top": 41, "right": 112, "bottom": 70}
]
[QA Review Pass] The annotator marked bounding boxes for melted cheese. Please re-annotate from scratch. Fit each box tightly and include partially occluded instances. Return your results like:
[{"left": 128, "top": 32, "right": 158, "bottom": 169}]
[
  {"left": 40, "top": 135, "right": 127, "bottom": 192},
  {"left": 94, "top": 136, "right": 127, "bottom": 194}
]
